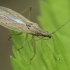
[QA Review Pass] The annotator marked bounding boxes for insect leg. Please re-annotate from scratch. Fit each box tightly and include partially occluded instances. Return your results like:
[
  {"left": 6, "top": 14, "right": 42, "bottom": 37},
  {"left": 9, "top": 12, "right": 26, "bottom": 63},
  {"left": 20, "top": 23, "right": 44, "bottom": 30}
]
[
  {"left": 20, "top": 6, "right": 32, "bottom": 19},
  {"left": 18, "top": 34, "right": 28, "bottom": 50},
  {"left": 20, "top": 6, "right": 32, "bottom": 14},
  {"left": 35, "top": 36, "right": 44, "bottom": 41},
  {"left": 8, "top": 32, "right": 23, "bottom": 41},
  {"left": 30, "top": 35, "right": 36, "bottom": 61},
  {"left": 28, "top": 6, "right": 32, "bottom": 20},
  {"left": 20, "top": 6, "right": 32, "bottom": 20}
]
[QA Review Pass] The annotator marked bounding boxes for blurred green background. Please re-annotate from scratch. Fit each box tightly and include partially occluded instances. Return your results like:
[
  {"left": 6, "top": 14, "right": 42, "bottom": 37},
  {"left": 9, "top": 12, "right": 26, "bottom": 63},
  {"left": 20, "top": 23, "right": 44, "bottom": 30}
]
[{"left": 0, "top": 0, "right": 39, "bottom": 70}]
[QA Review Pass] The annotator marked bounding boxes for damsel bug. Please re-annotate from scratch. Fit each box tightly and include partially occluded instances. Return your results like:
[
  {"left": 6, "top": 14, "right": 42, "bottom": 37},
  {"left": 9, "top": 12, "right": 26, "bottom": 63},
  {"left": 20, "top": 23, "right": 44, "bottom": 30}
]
[{"left": 0, "top": 6, "right": 70, "bottom": 61}]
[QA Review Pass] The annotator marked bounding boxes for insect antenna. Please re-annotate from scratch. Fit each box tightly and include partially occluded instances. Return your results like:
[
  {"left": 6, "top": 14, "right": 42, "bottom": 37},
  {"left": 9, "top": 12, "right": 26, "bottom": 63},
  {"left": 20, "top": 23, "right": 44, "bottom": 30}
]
[
  {"left": 36, "top": 20, "right": 70, "bottom": 41},
  {"left": 51, "top": 20, "right": 70, "bottom": 35}
]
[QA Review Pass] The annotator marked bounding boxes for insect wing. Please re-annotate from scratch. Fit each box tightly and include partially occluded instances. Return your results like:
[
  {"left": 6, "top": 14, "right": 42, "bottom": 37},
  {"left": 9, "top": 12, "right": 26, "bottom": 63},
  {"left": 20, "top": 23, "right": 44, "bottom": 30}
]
[{"left": 0, "top": 6, "right": 32, "bottom": 33}]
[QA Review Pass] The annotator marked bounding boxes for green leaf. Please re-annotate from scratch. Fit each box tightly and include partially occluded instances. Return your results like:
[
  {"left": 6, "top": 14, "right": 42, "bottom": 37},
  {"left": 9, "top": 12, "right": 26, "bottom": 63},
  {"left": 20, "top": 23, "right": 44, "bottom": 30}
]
[{"left": 10, "top": 0, "right": 70, "bottom": 70}]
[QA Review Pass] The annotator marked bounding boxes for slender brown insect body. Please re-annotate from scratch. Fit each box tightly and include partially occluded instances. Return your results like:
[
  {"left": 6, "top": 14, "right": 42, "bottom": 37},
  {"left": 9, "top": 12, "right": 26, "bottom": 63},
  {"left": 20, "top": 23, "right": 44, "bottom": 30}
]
[
  {"left": 0, "top": 6, "right": 69, "bottom": 62},
  {"left": 0, "top": 6, "right": 52, "bottom": 61},
  {"left": 0, "top": 6, "right": 51, "bottom": 38},
  {"left": 31, "top": 30, "right": 51, "bottom": 38},
  {"left": 26, "top": 22, "right": 51, "bottom": 38}
]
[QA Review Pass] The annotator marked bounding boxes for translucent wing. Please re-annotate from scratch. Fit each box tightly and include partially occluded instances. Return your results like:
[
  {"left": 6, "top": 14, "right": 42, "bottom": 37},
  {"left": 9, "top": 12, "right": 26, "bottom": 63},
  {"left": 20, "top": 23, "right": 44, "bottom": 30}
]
[
  {"left": 0, "top": 6, "right": 44, "bottom": 35},
  {"left": 0, "top": 6, "right": 32, "bottom": 33}
]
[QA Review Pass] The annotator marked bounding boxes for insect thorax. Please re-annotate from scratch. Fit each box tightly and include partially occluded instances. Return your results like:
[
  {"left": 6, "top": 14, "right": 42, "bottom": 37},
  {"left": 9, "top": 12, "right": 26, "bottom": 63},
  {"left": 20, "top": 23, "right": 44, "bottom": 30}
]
[{"left": 25, "top": 22, "right": 51, "bottom": 38}]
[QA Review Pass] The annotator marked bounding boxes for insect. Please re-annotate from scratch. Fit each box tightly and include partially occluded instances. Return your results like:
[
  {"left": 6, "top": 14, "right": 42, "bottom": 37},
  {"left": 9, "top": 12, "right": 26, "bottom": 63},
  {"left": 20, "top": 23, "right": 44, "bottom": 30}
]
[{"left": 0, "top": 6, "right": 70, "bottom": 61}]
